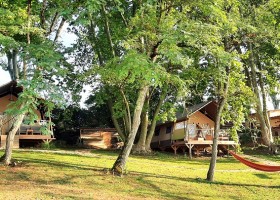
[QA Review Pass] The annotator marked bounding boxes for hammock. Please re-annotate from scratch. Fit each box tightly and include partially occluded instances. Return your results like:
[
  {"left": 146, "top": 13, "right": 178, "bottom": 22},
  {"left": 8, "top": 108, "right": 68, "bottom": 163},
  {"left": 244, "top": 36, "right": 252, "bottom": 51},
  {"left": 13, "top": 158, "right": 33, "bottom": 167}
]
[{"left": 228, "top": 151, "right": 280, "bottom": 172}]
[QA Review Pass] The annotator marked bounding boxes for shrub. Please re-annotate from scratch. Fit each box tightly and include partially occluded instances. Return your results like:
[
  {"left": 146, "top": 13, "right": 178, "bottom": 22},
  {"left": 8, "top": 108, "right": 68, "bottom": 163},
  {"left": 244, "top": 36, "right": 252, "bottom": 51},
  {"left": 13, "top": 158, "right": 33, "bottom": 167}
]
[{"left": 40, "top": 140, "right": 56, "bottom": 149}]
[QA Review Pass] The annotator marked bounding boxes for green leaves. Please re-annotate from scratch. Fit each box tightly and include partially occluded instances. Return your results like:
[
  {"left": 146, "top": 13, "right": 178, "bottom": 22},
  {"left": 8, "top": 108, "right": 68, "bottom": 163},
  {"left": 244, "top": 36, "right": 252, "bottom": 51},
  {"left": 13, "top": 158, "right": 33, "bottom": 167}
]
[{"left": 98, "top": 50, "right": 155, "bottom": 87}]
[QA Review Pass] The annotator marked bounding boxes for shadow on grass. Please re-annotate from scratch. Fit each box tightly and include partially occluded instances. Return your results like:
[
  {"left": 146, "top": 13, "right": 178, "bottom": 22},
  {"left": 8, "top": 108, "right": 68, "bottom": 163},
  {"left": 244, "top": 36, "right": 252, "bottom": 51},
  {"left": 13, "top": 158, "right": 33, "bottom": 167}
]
[
  {"left": 14, "top": 149, "right": 239, "bottom": 166},
  {"left": 136, "top": 176, "right": 190, "bottom": 200},
  {"left": 129, "top": 170, "right": 280, "bottom": 189},
  {"left": 254, "top": 173, "right": 272, "bottom": 179},
  {"left": 11, "top": 156, "right": 280, "bottom": 190},
  {"left": 90, "top": 149, "right": 121, "bottom": 156},
  {"left": 1, "top": 154, "right": 279, "bottom": 200},
  {"left": 43, "top": 192, "right": 84, "bottom": 200}
]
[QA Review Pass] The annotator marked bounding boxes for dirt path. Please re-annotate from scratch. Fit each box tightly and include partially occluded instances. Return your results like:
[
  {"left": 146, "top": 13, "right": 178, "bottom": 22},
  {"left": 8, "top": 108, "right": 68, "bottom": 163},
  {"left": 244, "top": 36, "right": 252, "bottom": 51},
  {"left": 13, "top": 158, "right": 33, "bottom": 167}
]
[{"left": 16, "top": 148, "right": 98, "bottom": 157}]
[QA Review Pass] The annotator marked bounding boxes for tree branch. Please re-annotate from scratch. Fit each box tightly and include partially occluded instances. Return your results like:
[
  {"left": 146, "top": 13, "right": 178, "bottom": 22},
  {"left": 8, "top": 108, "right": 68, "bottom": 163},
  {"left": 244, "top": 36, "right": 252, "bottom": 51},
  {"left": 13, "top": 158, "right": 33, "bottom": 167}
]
[
  {"left": 53, "top": 17, "right": 66, "bottom": 43},
  {"left": 47, "top": 12, "right": 59, "bottom": 36},
  {"left": 108, "top": 100, "right": 126, "bottom": 141},
  {"left": 40, "top": 0, "right": 47, "bottom": 29},
  {"left": 89, "top": 19, "right": 104, "bottom": 65},
  {"left": 101, "top": 4, "right": 115, "bottom": 57}
]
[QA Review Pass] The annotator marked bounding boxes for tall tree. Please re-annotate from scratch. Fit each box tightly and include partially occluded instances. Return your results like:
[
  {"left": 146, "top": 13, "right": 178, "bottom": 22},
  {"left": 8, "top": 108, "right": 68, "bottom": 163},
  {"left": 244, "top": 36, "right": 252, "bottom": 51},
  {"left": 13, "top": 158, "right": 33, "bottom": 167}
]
[
  {"left": 0, "top": 0, "right": 79, "bottom": 165},
  {"left": 236, "top": 0, "right": 280, "bottom": 146}
]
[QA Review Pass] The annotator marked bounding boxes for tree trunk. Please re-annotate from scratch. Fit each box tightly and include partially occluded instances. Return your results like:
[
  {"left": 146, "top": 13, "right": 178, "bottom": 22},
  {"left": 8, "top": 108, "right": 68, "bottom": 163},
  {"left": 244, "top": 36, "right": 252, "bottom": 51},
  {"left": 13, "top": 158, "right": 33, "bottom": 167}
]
[
  {"left": 133, "top": 103, "right": 149, "bottom": 153},
  {"left": 12, "top": 50, "right": 19, "bottom": 80},
  {"left": 111, "top": 85, "right": 149, "bottom": 175},
  {"left": 0, "top": 114, "right": 5, "bottom": 135},
  {"left": 1, "top": 113, "right": 25, "bottom": 166},
  {"left": 248, "top": 43, "right": 272, "bottom": 146},
  {"left": 145, "top": 87, "right": 167, "bottom": 151},
  {"left": 120, "top": 89, "right": 132, "bottom": 134},
  {"left": 133, "top": 86, "right": 167, "bottom": 153},
  {"left": 206, "top": 96, "right": 227, "bottom": 181},
  {"left": 207, "top": 63, "right": 229, "bottom": 182},
  {"left": 27, "top": 0, "right": 31, "bottom": 45},
  {"left": 108, "top": 100, "right": 126, "bottom": 142},
  {"left": 260, "top": 89, "right": 273, "bottom": 144},
  {"left": 7, "top": 51, "right": 14, "bottom": 80},
  {"left": 257, "top": 60, "right": 273, "bottom": 144}
]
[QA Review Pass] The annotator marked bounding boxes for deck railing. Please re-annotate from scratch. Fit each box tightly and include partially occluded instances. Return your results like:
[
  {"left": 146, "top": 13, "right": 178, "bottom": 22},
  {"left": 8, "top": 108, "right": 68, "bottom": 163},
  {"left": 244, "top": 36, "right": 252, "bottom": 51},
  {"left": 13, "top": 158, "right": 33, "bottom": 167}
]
[
  {"left": 19, "top": 121, "right": 54, "bottom": 137},
  {"left": 186, "top": 128, "right": 230, "bottom": 141}
]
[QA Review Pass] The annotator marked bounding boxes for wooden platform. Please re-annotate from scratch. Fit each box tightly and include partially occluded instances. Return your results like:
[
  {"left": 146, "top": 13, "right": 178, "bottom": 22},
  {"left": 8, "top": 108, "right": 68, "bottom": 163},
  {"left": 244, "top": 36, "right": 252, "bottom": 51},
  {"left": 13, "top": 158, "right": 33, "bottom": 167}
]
[
  {"left": 19, "top": 135, "right": 54, "bottom": 140},
  {"left": 187, "top": 140, "right": 236, "bottom": 145},
  {"left": 80, "top": 128, "right": 118, "bottom": 149},
  {"left": 171, "top": 139, "right": 237, "bottom": 158},
  {"left": 172, "top": 139, "right": 236, "bottom": 146},
  {"left": 0, "top": 134, "right": 55, "bottom": 149}
]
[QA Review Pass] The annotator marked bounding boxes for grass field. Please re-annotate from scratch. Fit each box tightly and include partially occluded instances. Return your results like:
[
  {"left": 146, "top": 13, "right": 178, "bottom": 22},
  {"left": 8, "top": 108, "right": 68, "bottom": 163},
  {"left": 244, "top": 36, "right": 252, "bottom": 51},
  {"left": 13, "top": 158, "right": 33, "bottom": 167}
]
[{"left": 0, "top": 149, "right": 279, "bottom": 200}]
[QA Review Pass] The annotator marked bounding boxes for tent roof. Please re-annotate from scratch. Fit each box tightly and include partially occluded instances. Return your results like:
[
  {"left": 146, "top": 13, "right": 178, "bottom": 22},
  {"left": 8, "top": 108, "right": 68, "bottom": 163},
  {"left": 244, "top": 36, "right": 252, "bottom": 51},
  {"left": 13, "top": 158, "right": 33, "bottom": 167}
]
[
  {"left": 157, "top": 101, "right": 217, "bottom": 126},
  {"left": 0, "top": 81, "right": 22, "bottom": 98}
]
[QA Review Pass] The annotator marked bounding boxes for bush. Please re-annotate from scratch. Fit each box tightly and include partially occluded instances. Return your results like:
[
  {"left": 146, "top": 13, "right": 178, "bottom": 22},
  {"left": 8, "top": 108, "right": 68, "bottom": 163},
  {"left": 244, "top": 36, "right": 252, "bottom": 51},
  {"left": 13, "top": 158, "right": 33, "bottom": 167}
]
[
  {"left": 274, "top": 137, "right": 280, "bottom": 145},
  {"left": 239, "top": 132, "right": 252, "bottom": 145},
  {"left": 40, "top": 140, "right": 56, "bottom": 149}
]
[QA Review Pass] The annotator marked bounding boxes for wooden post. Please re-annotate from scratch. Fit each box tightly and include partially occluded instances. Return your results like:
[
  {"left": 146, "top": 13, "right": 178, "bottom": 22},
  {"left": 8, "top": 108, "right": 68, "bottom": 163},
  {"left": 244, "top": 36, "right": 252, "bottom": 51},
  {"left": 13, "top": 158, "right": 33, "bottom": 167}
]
[
  {"left": 79, "top": 128, "right": 82, "bottom": 144},
  {"left": 170, "top": 122, "right": 175, "bottom": 145},
  {"left": 186, "top": 144, "right": 193, "bottom": 159},
  {"left": 171, "top": 145, "right": 178, "bottom": 155},
  {"left": 184, "top": 120, "right": 187, "bottom": 141},
  {"left": 227, "top": 145, "right": 229, "bottom": 157}
]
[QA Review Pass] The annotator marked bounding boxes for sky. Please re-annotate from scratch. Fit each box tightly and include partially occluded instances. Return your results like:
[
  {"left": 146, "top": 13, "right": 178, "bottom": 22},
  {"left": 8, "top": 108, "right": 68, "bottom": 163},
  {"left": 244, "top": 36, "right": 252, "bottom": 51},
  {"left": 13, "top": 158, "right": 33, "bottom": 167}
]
[{"left": 0, "top": 69, "right": 11, "bottom": 85}]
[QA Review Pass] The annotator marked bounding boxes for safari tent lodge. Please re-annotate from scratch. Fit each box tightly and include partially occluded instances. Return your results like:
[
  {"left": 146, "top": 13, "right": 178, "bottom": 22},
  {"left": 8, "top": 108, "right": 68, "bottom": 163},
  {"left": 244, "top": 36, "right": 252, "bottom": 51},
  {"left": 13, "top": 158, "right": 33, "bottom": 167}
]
[
  {"left": 269, "top": 110, "right": 280, "bottom": 141},
  {"left": 0, "top": 81, "right": 55, "bottom": 148},
  {"left": 151, "top": 101, "right": 237, "bottom": 157},
  {"left": 79, "top": 128, "right": 120, "bottom": 149}
]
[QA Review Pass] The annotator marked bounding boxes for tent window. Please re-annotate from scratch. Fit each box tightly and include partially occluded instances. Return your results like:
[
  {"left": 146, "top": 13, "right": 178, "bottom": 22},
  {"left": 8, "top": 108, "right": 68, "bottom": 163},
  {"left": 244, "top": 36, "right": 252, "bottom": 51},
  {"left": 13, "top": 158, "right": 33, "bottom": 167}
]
[
  {"left": 155, "top": 128, "right": 160, "bottom": 136},
  {"left": 166, "top": 126, "right": 172, "bottom": 134}
]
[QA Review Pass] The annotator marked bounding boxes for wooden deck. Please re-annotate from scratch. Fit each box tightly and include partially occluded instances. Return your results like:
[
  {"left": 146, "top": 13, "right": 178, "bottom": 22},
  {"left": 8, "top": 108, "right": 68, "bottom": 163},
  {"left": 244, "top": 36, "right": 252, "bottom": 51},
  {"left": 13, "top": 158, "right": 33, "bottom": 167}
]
[
  {"left": 79, "top": 128, "right": 118, "bottom": 149},
  {"left": 171, "top": 140, "right": 236, "bottom": 148},
  {"left": 186, "top": 140, "right": 236, "bottom": 145},
  {"left": 0, "top": 134, "right": 55, "bottom": 149},
  {"left": 18, "top": 124, "right": 55, "bottom": 141},
  {"left": 171, "top": 138, "right": 237, "bottom": 158},
  {"left": 19, "top": 134, "right": 54, "bottom": 140}
]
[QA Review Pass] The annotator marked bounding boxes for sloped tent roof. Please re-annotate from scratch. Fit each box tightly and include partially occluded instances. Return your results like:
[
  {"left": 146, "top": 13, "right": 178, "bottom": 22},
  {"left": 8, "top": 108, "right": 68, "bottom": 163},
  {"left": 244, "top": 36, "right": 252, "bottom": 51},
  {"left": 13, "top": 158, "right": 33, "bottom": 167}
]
[
  {"left": 176, "top": 101, "right": 217, "bottom": 121},
  {"left": 0, "top": 81, "right": 22, "bottom": 98},
  {"left": 157, "top": 101, "right": 217, "bottom": 126}
]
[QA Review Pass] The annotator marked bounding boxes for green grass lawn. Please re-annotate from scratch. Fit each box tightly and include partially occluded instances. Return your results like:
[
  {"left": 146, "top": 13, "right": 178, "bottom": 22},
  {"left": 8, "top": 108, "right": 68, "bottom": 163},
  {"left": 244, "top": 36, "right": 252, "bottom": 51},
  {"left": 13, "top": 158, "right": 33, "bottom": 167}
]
[{"left": 0, "top": 149, "right": 279, "bottom": 200}]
